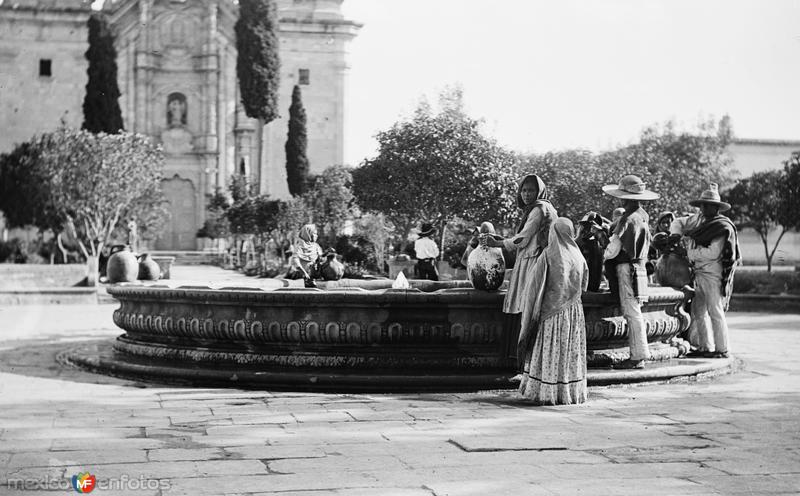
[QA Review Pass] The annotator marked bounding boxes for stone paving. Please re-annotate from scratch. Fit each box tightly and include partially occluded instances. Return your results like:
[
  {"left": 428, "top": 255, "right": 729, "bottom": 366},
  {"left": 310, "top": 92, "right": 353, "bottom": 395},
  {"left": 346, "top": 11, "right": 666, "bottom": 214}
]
[{"left": 1, "top": 293, "right": 799, "bottom": 494}]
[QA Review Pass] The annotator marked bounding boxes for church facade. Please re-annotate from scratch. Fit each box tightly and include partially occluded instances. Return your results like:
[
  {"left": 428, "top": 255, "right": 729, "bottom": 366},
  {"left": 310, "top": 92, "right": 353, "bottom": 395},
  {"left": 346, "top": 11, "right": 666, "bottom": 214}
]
[{"left": 0, "top": 0, "right": 360, "bottom": 250}]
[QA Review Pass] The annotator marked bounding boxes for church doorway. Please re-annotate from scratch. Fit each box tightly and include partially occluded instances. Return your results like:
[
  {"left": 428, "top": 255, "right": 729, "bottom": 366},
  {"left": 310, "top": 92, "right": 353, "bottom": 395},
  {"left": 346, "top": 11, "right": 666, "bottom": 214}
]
[{"left": 157, "top": 176, "right": 197, "bottom": 251}]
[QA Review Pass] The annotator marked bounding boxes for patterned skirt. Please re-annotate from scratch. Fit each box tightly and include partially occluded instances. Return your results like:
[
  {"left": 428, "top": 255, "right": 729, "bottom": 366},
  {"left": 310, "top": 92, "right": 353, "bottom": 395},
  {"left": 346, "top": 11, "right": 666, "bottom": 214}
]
[{"left": 519, "top": 300, "right": 587, "bottom": 405}]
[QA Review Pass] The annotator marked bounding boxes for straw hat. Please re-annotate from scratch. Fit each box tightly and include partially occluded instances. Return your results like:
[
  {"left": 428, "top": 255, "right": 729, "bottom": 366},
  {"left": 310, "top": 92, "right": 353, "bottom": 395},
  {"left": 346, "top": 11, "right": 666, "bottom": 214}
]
[
  {"left": 602, "top": 175, "right": 660, "bottom": 201},
  {"left": 689, "top": 183, "right": 730, "bottom": 212}
]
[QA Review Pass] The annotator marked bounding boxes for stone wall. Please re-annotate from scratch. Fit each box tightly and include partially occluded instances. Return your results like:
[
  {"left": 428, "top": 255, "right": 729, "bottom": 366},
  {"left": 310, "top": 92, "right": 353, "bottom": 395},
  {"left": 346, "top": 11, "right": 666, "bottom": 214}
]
[
  {"left": 0, "top": 4, "right": 91, "bottom": 151},
  {"left": 0, "top": 264, "right": 88, "bottom": 289}
]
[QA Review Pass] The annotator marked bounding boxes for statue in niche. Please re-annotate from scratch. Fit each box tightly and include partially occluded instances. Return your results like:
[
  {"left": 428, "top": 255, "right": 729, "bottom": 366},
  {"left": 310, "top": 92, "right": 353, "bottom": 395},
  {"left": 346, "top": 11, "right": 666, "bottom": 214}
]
[
  {"left": 170, "top": 17, "right": 187, "bottom": 46},
  {"left": 167, "top": 92, "right": 187, "bottom": 128}
]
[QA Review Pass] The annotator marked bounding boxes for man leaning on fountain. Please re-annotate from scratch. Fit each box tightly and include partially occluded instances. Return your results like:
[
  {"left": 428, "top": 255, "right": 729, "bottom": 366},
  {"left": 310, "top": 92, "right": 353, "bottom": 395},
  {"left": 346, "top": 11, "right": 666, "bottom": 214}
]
[{"left": 601, "top": 175, "right": 660, "bottom": 370}]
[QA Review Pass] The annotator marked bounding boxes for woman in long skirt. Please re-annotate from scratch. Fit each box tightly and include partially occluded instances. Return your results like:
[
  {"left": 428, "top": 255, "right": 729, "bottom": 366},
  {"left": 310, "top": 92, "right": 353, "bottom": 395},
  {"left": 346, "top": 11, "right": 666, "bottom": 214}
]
[
  {"left": 483, "top": 174, "right": 557, "bottom": 369},
  {"left": 518, "top": 217, "right": 589, "bottom": 405}
]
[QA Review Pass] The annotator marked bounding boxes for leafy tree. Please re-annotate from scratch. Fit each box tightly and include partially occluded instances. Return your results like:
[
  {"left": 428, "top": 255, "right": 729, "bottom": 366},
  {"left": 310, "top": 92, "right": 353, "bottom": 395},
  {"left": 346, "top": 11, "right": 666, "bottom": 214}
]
[
  {"left": 305, "top": 165, "right": 357, "bottom": 247},
  {"left": 778, "top": 151, "right": 800, "bottom": 232},
  {"left": 235, "top": 0, "right": 280, "bottom": 123},
  {"left": 198, "top": 188, "right": 231, "bottom": 239},
  {"left": 354, "top": 212, "right": 393, "bottom": 273},
  {"left": 285, "top": 85, "right": 310, "bottom": 196},
  {"left": 0, "top": 141, "right": 61, "bottom": 233},
  {"left": 603, "top": 117, "right": 734, "bottom": 217},
  {"left": 41, "top": 129, "right": 167, "bottom": 259},
  {"left": 352, "top": 92, "right": 518, "bottom": 252},
  {"left": 519, "top": 117, "right": 735, "bottom": 223},
  {"left": 726, "top": 170, "right": 787, "bottom": 271},
  {"left": 4, "top": 128, "right": 167, "bottom": 277},
  {"left": 82, "top": 13, "right": 123, "bottom": 134}
]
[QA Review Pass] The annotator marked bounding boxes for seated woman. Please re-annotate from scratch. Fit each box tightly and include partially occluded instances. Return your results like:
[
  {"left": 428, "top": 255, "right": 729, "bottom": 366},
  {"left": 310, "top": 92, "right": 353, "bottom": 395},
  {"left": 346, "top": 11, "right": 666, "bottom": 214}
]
[
  {"left": 286, "top": 224, "right": 323, "bottom": 281},
  {"left": 518, "top": 217, "right": 589, "bottom": 405}
]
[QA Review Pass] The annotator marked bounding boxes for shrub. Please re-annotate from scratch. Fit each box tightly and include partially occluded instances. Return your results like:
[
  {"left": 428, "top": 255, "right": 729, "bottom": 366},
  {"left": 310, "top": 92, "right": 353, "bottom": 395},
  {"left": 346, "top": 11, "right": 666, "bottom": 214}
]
[
  {"left": 732, "top": 270, "right": 800, "bottom": 295},
  {"left": 343, "top": 262, "right": 367, "bottom": 279},
  {"left": 0, "top": 238, "right": 48, "bottom": 264},
  {"left": 334, "top": 235, "right": 379, "bottom": 272},
  {"left": 0, "top": 238, "right": 23, "bottom": 263}
]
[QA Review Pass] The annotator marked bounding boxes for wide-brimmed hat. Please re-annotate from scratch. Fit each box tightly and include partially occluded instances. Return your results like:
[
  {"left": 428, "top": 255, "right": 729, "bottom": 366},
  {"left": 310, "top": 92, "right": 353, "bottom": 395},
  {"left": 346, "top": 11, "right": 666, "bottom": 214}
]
[
  {"left": 418, "top": 222, "right": 437, "bottom": 237},
  {"left": 602, "top": 175, "right": 660, "bottom": 201},
  {"left": 689, "top": 183, "right": 730, "bottom": 211}
]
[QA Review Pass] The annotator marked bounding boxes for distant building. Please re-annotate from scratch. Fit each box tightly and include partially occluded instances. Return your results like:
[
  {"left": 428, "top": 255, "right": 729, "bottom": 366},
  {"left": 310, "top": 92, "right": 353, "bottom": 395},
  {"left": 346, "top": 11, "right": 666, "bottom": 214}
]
[
  {"left": 0, "top": 0, "right": 361, "bottom": 250},
  {"left": 729, "top": 138, "right": 800, "bottom": 178},
  {"left": 728, "top": 138, "right": 800, "bottom": 266}
]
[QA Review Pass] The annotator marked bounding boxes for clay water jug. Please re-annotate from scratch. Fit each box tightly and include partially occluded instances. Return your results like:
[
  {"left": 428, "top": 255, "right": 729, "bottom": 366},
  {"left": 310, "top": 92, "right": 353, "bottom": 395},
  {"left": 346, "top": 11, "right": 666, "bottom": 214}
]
[
  {"left": 137, "top": 253, "right": 161, "bottom": 281},
  {"left": 106, "top": 245, "right": 139, "bottom": 283},
  {"left": 320, "top": 251, "right": 345, "bottom": 281},
  {"left": 655, "top": 253, "right": 693, "bottom": 289},
  {"left": 467, "top": 243, "right": 506, "bottom": 291}
]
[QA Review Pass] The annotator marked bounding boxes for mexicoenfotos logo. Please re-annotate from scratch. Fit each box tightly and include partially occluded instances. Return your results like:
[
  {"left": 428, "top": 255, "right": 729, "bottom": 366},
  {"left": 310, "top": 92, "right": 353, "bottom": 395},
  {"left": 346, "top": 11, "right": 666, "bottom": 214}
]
[{"left": 72, "top": 472, "right": 96, "bottom": 493}]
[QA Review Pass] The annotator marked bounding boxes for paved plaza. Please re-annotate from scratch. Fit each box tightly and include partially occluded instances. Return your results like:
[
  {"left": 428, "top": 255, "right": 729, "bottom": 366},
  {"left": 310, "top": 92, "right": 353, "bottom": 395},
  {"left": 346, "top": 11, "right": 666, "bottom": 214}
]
[{"left": 0, "top": 267, "right": 799, "bottom": 495}]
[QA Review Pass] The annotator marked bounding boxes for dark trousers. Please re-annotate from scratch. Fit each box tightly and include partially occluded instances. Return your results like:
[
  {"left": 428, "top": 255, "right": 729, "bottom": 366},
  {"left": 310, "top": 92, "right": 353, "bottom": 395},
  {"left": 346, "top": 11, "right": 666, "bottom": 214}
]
[{"left": 417, "top": 258, "right": 439, "bottom": 281}]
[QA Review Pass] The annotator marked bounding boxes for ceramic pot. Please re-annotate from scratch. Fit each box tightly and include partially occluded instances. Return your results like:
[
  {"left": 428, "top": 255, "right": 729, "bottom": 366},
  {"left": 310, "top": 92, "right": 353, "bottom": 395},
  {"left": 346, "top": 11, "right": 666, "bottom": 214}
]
[
  {"left": 107, "top": 245, "right": 139, "bottom": 283},
  {"left": 137, "top": 253, "right": 161, "bottom": 281},
  {"left": 320, "top": 253, "right": 345, "bottom": 281},
  {"left": 655, "top": 253, "right": 693, "bottom": 289},
  {"left": 467, "top": 245, "right": 505, "bottom": 291}
]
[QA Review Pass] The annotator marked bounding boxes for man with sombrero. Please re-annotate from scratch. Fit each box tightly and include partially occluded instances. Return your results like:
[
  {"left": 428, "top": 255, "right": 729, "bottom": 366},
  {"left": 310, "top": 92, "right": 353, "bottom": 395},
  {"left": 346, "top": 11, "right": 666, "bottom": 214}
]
[
  {"left": 602, "top": 175, "right": 659, "bottom": 369},
  {"left": 670, "top": 183, "right": 741, "bottom": 359},
  {"left": 414, "top": 222, "right": 440, "bottom": 281}
]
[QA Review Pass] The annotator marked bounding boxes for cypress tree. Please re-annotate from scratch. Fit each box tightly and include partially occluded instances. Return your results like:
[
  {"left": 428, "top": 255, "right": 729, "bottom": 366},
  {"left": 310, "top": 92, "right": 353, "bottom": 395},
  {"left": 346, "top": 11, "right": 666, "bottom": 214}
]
[
  {"left": 285, "top": 85, "right": 309, "bottom": 196},
  {"left": 82, "top": 13, "right": 123, "bottom": 134},
  {"left": 235, "top": 0, "right": 281, "bottom": 123}
]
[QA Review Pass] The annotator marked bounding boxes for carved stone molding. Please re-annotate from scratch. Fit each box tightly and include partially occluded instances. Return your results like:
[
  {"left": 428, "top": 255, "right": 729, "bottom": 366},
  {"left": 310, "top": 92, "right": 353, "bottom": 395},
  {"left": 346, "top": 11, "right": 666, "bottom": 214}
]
[{"left": 107, "top": 281, "right": 690, "bottom": 371}]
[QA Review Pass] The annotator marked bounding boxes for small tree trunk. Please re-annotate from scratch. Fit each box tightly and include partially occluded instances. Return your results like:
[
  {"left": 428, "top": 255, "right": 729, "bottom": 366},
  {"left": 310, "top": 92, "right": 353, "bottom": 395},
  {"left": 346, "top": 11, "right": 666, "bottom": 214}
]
[
  {"left": 760, "top": 232, "right": 771, "bottom": 272},
  {"left": 767, "top": 228, "right": 788, "bottom": 273},
  {"left": 86, "top": 255, "right": 99, "bottom": 287},
  {"left": 439, "top": 220, "right": 447, "bottom": 262},
  {"left": 56, "top": 232, "right": 68, "bottom": 264}
]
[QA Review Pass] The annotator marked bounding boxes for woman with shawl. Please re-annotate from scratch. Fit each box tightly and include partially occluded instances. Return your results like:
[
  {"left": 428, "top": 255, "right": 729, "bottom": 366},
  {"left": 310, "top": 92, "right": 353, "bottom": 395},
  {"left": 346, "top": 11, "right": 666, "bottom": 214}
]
[
  {"left": 483, "top": 174, "right": 557, "bottom": 369},
  {"left": 288, "top": 224, "right": 323, "bottom": 279},
  {"left": 518, "top": 217, "right": 589, "bottom": 405}
]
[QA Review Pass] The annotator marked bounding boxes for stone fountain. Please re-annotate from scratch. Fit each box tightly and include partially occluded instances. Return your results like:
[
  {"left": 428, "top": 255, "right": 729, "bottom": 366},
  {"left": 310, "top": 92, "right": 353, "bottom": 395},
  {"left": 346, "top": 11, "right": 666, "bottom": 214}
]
[{"left": 64, "top": 278, "right": 693, "bottom": 392}]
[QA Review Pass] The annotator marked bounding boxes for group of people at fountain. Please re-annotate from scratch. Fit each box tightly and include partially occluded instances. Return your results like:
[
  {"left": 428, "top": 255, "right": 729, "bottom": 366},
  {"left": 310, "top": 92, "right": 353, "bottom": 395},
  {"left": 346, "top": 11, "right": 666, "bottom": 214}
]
[{"left": 482, "top": 173, "right": 740, "bottom": 406}]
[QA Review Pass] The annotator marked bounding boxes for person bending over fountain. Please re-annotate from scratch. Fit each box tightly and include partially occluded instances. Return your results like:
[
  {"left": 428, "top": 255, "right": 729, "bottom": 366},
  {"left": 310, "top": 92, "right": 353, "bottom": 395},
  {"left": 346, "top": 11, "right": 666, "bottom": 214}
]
[
  {"left": 483, "top": 174, "right": 557, "bottom": 373},
  {"left": 518, "top": 217, "right": 589, "bottom": 405},
  {"left": 602, "top": 175, "right": 659, "bottom": 370}
]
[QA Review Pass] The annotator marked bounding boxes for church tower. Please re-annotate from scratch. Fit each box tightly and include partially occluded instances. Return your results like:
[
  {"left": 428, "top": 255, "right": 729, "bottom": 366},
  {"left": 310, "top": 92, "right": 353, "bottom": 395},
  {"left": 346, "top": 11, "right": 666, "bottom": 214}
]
[
  {"left": 0, "top": 0, "right": 360, "bottom": 250},
  {"left": 0, "top": 0, "right": 93, "bottom": 151},
  {"left": 103, "top": 0, "right": 360, "bottom": 249}
]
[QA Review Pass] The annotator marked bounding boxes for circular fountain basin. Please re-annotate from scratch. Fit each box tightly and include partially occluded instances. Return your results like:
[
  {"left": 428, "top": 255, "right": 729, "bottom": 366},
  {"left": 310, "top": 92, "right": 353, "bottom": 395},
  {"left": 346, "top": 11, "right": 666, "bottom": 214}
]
[{"left": 62, "top": 278, "right": 695, "bottom": 391}]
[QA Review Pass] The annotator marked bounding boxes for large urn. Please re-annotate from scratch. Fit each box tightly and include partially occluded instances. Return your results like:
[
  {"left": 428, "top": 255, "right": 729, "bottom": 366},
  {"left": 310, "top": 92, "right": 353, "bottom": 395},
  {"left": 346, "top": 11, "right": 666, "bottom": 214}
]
[
  {"left": 467, "top": 245, "right": 506, "bottom": 291},
  {"left": 137, "top": 253, "right": 161, "bottom": 281},
  {"left": 106, "top": 245, "right": 139, "bottom": 283}
]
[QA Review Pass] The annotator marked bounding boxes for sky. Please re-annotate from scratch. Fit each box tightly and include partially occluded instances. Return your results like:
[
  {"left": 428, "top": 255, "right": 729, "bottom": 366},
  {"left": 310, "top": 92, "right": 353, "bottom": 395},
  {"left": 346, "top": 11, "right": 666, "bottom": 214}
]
[{"left": 340, "top": 0, "right": 800, "bottom": 166}]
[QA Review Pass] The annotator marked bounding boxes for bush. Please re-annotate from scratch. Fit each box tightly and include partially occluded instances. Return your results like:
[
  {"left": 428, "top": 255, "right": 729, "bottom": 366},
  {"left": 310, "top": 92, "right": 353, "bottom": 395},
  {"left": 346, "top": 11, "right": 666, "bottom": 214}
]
[
  {"left": 343, "top": 262, "right": 367, "bottom": 279},
  {"left": 732, "top": 270, "right": 800, "bottom": 295},
  {"left": 0, "top": 238, "right": 23, "bottom": 263},
  {"left": 334, "top": 235, "right": 379, "bottom": 272}
]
